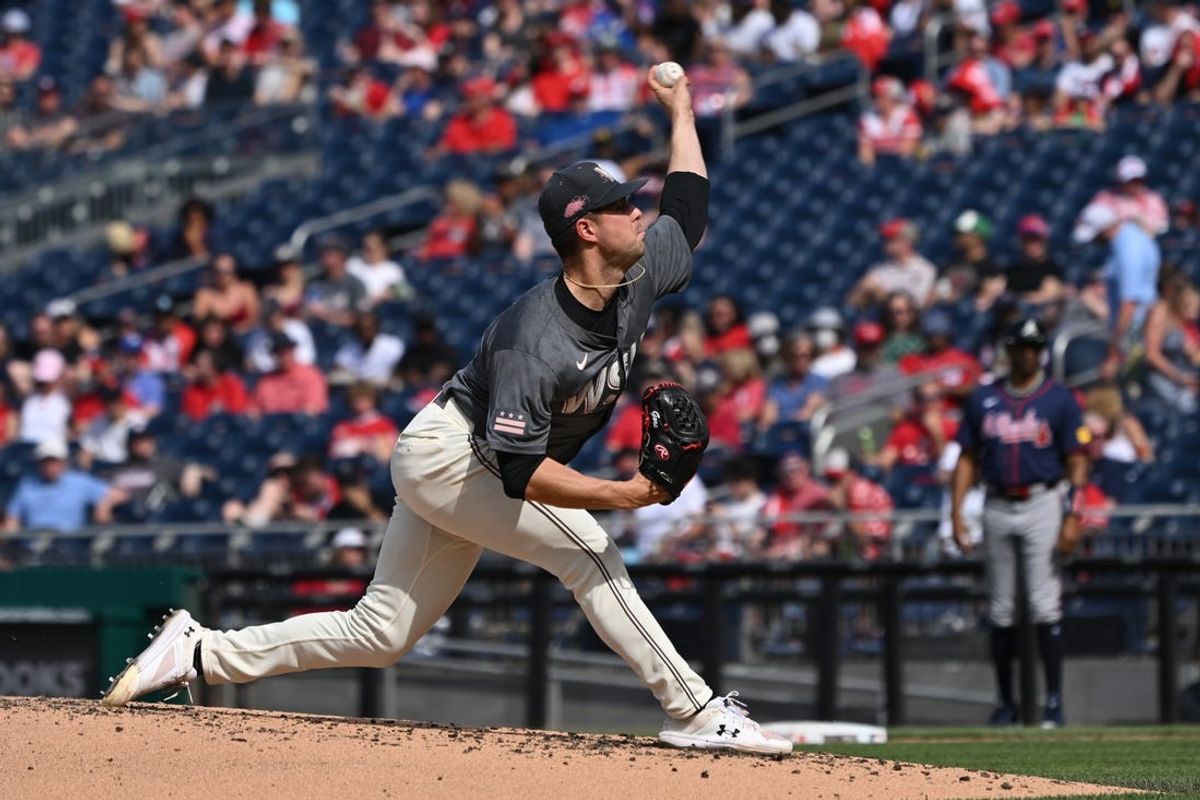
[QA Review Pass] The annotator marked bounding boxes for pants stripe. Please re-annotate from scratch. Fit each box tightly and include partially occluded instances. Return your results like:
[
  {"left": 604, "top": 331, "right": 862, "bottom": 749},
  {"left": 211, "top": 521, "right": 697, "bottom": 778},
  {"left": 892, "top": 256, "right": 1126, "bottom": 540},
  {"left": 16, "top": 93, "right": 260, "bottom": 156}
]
[{"left": 468, "top": 436, "right": 705, "bottom": 714}]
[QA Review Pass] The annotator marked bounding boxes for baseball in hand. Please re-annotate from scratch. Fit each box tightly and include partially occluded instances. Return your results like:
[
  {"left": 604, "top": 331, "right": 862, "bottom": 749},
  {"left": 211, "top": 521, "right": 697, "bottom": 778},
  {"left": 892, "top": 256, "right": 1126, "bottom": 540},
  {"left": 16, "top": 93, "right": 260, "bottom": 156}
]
[{"left": 653, "top": 61, "right": 685, "bottom": 88}]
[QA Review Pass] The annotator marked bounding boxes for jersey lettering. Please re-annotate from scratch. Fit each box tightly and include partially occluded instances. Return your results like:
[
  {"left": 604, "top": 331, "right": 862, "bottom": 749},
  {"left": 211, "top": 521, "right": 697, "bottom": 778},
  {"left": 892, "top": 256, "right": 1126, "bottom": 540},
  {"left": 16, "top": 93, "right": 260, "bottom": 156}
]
[
  {"left": 982, "top": 410, "right": 1051, "bottom": 447},
  {"left": 560, "top": 342, "right": 637, "bottom": 415}
]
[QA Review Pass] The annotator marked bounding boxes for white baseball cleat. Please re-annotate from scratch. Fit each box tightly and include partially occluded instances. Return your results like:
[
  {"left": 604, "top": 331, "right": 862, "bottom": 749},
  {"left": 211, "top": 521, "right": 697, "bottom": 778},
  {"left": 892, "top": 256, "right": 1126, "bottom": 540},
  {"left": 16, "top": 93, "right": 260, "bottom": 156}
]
[
  {"left": 659, "top": 692, "right": 794, "bottom": 755},
  {"left": 101, "top": 608, "right": 203, "bottom": 707}
]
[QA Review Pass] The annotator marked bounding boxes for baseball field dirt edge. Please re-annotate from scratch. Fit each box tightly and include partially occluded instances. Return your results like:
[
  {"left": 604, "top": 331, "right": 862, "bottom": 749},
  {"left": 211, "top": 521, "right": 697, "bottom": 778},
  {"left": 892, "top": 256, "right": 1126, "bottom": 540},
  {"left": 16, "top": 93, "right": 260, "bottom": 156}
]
[{"left": 0, "top": 697, "right": 1143, "bottom": 799}]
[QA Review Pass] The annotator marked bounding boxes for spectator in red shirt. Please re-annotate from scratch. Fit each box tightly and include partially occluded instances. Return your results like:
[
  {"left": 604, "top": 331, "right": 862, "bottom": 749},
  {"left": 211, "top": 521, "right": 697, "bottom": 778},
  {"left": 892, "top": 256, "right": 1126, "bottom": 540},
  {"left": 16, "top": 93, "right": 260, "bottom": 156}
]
[
  {"left": 291, "top": 527, "right": 371, "bottom": 612},
  {"left": 898, "top": 309, "right": 982, "bottom": 408},
  {"left": 588, "top": 41, "right": 641, "bottom": 116},
  {"left": 243, "top": 0, "right": 290, "bottom": 65},
  {"left": 328, "top": 381, "right": 398, "bottom": 464},
  {"left": 604, "top": 374, "right": 667, "bottom": 455},
  {"left": 858, "top": 76, "right": 923, "bottom": 166},
  {"left": 688, "top": 38, "right": 753, "bottom": 118},
  {"left": 182, "top": 349, "right": 249, "bottom": 420},
  {"left": 872, "top": 382, "right": 957, "bottom": 471},
  {"left": 822, "top": 447, "right": 893, "bottom": 560},
  {"left": 0, "top": 9, "right": 40, "bottom": 82},
  {"left": 532, "top": 33, "right": 589, "bottom": 113},
  {"left": 330, "top": 65, "right": 398, "bottom": 118},
  {"left": 251, "top": 333, "right": 329, "bottom": 416},
  {"left": 715, "top": 348, "right": 767, "bottom": 431},
  {"left": 762, "top": 452, "right": 834, "bottom": 559},
  {"left": 419, "top": 179, "right": 482, "bottom": 261},
  {"left": 703, "top": 295, "right": 752, "bottom": 356},
  {"left": 436, "top": 76, "right": 517, "bottom": 154},
  {"left": 841, "top": 0, "right": 892, "bottom": 72}
]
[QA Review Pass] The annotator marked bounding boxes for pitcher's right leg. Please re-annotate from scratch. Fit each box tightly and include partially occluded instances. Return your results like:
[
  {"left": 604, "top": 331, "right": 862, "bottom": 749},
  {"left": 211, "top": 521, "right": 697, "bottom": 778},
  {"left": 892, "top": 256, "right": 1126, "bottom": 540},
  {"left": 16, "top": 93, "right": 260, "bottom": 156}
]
[{"left": 201, "top": 501, "right": 481, "bottom": 684}]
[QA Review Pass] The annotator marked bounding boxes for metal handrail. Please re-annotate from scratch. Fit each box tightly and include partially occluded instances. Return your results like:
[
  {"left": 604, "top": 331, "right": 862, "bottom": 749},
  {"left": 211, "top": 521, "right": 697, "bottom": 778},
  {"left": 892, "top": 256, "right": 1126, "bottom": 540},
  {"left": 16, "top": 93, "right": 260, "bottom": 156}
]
[
  {"left": 283, "top": 186, "right": 442, "bottom": 259},
  {"left": 13, "top": 502, "right": 1200, "bottom": 541},
  {"left": 720, "top": 52, "right": 867, "bottom": 156},
  {"left": 1051, "top": 318, "right": 1109, "bottom": 384}
]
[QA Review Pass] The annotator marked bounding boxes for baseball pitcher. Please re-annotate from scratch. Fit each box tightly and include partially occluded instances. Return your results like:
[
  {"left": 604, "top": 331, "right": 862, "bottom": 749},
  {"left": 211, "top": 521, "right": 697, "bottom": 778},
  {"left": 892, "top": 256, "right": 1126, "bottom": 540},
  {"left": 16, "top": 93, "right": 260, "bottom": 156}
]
[{"left": 102, "top": 67, "right": 791, "bottom": 755}]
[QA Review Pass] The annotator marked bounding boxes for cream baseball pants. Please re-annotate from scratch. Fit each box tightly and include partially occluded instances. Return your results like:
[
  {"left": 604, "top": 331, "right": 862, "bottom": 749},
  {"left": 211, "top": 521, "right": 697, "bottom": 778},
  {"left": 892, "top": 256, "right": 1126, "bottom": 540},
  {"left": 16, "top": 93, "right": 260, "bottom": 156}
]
[{"left": 199, "top": 398, "right": 713, "bottom": 720}]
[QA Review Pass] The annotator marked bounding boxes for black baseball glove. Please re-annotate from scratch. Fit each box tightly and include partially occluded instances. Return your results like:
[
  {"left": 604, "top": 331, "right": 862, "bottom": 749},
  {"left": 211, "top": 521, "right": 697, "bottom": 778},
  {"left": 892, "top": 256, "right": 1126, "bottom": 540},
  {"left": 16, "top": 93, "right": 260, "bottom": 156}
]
[{"left": 638, "top": 381, "right": 709, "bottom": 504}]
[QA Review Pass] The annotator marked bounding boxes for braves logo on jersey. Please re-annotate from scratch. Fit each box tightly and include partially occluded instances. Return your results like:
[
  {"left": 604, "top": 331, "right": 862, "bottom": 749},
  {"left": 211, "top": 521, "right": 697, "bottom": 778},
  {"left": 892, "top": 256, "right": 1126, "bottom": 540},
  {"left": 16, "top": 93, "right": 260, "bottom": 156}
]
[{"left": 982, "top": 409, "right": 1052, "bottom": 447}]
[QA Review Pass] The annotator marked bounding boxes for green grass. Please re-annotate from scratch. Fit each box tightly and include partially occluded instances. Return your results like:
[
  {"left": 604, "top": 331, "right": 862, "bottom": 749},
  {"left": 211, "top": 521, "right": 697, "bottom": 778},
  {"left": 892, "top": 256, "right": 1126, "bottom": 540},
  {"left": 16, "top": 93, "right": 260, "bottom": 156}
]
[{"left": 800, "top": 726, "right": 1200, "bottom": 799}]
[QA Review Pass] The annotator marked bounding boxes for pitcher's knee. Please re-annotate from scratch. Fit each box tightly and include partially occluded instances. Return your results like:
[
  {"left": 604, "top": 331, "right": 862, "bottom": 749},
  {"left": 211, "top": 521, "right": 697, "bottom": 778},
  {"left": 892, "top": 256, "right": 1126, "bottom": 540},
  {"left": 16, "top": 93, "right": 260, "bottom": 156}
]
[{"left": 344, "top": 590, "right": 415, "bottom": 666}]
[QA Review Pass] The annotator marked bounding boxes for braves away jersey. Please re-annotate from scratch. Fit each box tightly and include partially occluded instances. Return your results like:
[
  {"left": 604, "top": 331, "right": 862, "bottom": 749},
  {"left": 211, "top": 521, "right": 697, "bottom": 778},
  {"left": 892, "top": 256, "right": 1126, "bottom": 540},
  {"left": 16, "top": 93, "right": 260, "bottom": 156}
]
[
  {"left": 955, "top": 378, "right": 1088, "bottom": 489},
  {"left": 442, "top": 215, "right": 693, "bottom": 463}
]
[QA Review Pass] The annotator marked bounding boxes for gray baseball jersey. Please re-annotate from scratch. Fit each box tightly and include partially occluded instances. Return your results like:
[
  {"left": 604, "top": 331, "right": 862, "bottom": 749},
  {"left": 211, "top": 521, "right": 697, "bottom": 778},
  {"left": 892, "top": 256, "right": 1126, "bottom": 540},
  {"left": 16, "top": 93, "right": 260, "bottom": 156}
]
[{"left": 442, "top": 215, "right": 693, "bottom": 463}]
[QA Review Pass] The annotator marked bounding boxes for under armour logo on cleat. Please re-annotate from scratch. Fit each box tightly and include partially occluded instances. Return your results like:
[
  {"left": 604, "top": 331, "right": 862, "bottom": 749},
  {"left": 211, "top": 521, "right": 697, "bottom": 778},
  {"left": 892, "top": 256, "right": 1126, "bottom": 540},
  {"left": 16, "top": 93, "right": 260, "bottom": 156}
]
[
  {"left": 184, "top": 626, "right": 196, "bottom": 637},
  {"left": 716, "top": 724, "right": 739, "bottom": 738}
]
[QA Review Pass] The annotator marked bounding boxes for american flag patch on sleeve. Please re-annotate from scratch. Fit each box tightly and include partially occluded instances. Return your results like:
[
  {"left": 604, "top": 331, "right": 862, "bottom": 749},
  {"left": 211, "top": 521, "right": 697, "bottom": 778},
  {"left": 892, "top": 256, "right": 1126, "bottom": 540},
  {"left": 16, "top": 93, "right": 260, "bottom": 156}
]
[{"left": 493, "top": 412, "right": 526, "bottom": 436}]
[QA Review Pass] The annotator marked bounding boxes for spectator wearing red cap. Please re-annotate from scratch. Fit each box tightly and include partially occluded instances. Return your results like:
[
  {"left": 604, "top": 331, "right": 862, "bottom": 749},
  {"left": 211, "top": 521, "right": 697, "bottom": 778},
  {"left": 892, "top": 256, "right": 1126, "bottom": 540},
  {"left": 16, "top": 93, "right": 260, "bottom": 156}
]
[
  {"left": 1004, "top": 214, "right": 1067, "bottom": 305},
  {"left": 1087, "top": 155, "right": 1170, "bottom": 235},
  {"left": 848, "top": 218, "right": 937, "bottom": 309},
  {"left": 436, "top": 76, "right": 517, "bottom": 154},
  {"left": 822, "top": 448, "right": 893, "bottom": 561},
  {"left": 0, "top": 9, "right": 41, "bottom": 82},
  {"left": 991, "top": 1, "right": 1037, "bottom": 70},
  {"left": 827, "top": 320, "right": 906, "bottom": 406},
  {"left": 946, "top": 30, "right": 1010, "bottom": 134},
  {"left": 857, "top": 76, "right": 922, "bottom": 166},
  {"left": 758, "top": 333, "right": 828, "bottom": 430}
]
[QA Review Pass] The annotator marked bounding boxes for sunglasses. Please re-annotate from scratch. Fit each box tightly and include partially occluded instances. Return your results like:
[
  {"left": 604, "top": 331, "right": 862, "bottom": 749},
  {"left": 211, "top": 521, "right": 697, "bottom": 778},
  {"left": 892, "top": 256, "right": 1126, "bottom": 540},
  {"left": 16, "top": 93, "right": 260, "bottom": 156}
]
[{"left": 590, "top": 196, "right": 633, "bottom": 216}]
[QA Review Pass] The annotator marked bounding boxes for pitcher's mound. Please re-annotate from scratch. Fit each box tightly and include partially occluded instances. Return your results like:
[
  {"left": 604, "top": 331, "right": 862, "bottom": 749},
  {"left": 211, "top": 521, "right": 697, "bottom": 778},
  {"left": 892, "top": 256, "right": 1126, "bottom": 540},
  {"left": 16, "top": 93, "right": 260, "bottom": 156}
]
[{"left": 1, "top": 697, "right": 1129, "bottom": 799}]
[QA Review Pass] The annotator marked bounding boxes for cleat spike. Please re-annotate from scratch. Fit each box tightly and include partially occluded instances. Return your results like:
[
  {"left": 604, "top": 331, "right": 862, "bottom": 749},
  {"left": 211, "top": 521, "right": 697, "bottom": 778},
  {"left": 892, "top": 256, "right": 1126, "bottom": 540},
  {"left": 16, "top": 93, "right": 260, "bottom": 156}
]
[
  {"left": 147, "top": 632, "right": 153, "bottom": 639},
  {"left": 126, "top": 657, "right": 132, "bottom": 664}
]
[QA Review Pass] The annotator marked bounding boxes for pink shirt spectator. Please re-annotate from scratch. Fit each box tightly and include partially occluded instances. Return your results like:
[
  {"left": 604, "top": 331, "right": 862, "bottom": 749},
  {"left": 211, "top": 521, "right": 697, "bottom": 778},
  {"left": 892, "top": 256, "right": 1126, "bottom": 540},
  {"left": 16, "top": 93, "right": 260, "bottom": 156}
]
[{"left": 252, "top": 364, "right": 329, "bottom": 415}]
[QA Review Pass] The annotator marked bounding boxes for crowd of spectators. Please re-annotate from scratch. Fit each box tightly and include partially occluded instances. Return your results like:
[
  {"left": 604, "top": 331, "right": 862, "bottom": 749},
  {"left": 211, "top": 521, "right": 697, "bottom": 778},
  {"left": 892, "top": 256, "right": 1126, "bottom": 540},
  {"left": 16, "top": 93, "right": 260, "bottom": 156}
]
[{"left": 3, "top": 0, "right": 314, "bottom": 154}]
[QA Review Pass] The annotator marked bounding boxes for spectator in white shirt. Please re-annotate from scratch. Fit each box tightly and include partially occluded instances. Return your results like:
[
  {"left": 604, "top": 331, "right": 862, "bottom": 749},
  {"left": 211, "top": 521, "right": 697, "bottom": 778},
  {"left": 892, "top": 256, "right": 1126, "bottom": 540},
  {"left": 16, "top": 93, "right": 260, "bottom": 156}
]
[
  {"left": 333, "top": 310, "right": 405, "bottom": 385},
  {"left": 245, "top": 298, "right": 316, "bottom": 374},
  {"left": 19, "top": 350, "right": 71, "bottom": 446},
  {"left": 346, "top": 230, "right": 412, "bottom": 306},
  {"left": 808, "top": 307, "right": 857, "bottom": 379},
  {"left": 80, "top": 386, "right": 148, "bottom": 467},
  {"left": 707, "top": 457, "right": 768, "bottom": 559},
  {"left": 723, "top": 0, "right": 776, "bottom": 57},
  {"left": 848, "top": 218, "right": 937, "bottom": 309},
  {"left": 632, "top": 476, "right": 709, "bottom": 561},
  {"left": 764, "top": 1, "right": 820, "bottom": 61}
]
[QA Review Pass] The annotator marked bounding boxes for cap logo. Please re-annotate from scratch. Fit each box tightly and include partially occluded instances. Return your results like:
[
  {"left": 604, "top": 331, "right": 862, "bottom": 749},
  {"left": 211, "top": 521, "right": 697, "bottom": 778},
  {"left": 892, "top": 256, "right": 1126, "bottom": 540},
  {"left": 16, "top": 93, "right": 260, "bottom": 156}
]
[
  {"left": 593, "top": 166, "right": 615, "bottom": 182},
  {"left": 564, "top": 195, "right": 589, "bottom": 219},
  {"left": 1022, "top": 320, "right": 1038, "bottom": 337}
]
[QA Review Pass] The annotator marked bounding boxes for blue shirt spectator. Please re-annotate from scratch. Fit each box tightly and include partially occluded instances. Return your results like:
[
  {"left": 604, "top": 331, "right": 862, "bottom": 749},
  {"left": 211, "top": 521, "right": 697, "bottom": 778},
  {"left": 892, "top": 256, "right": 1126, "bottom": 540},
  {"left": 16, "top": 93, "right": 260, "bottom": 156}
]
[
  {"left": 1074, "top": 203, "right": 1161, "bottom": 366},
  {"left": 759, "top": 333, "right": 829, "bottom": 429},
  {"left": 3, "top": 439, "right": 125, "bottom": 532}
]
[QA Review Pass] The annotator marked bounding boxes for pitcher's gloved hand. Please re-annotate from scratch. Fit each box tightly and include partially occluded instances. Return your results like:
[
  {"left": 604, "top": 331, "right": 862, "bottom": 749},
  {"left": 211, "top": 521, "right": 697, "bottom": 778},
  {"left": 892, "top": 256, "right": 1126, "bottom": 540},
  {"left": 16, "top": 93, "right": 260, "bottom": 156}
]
[{"left": 638, "top": 381, "right": 709, "bottom": 505}]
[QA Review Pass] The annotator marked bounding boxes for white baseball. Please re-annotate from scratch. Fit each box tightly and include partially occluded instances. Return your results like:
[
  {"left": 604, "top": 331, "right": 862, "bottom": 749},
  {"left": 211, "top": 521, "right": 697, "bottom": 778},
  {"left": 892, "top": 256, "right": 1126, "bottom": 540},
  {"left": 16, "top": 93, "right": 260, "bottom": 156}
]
[{"left": 653, "top": 61, "right": 685, "bottom": 88}]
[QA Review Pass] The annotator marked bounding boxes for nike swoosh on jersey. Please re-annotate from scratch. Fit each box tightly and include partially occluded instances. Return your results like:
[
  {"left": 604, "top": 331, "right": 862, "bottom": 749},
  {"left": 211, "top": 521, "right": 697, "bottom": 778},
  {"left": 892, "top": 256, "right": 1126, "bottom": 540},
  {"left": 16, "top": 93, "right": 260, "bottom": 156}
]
[{"left": 576, "top": 354, "right": 589, "bottom": 370}]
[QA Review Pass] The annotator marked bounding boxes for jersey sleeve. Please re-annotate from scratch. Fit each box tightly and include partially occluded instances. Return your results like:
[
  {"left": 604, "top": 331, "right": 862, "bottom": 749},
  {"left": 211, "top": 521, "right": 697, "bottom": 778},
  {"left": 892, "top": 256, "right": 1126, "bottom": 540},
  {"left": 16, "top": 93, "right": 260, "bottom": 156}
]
[
  {"left": 485, "top": 349, "right": 558, "bottom": 456},
  {"left": 955, "top": 390, "right": 982, "bottom": 453},
  {"left": 643, "top": 214, "right": 693, "bottom": 298},
  {"left": 1054, "top": 388, "right": 1089, "bottom": 457}
]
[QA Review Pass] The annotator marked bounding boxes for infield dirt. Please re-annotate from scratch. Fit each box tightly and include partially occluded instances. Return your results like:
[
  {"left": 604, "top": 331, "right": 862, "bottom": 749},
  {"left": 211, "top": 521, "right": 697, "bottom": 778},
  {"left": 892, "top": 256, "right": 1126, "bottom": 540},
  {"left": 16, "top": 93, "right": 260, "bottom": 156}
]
[{"left": 0, "top": 696, "right": 1134, "bottom": 799}]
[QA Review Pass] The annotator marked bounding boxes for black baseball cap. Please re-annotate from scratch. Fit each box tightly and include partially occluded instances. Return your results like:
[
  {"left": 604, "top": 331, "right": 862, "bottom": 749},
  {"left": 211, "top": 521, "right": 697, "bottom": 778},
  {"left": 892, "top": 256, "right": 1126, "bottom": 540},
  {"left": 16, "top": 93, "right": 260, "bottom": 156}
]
[
  {"left": 270, "top": 332, "right": 297, "bottom": 353},
  {"left": 1004, "top": 317, "right": 1047, "bottom": 348},
  {"left": 537, "top": 161, "right": 646, "bottom": 240}
]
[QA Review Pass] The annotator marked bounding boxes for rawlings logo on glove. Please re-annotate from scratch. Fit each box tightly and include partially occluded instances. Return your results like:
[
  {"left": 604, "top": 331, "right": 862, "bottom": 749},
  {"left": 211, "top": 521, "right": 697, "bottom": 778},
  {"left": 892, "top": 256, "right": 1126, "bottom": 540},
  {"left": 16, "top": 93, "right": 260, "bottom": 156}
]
[{"left": 639, "top": 381, "right": 709, "bottom": 504}]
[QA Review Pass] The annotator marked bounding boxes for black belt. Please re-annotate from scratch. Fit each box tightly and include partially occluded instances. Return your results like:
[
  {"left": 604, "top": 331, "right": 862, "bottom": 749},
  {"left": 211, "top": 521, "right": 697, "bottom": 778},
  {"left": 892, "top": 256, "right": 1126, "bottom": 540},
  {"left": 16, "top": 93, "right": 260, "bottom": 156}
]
[{"left": 988, "top": 482, "right": 1056, "bottom": 501}]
